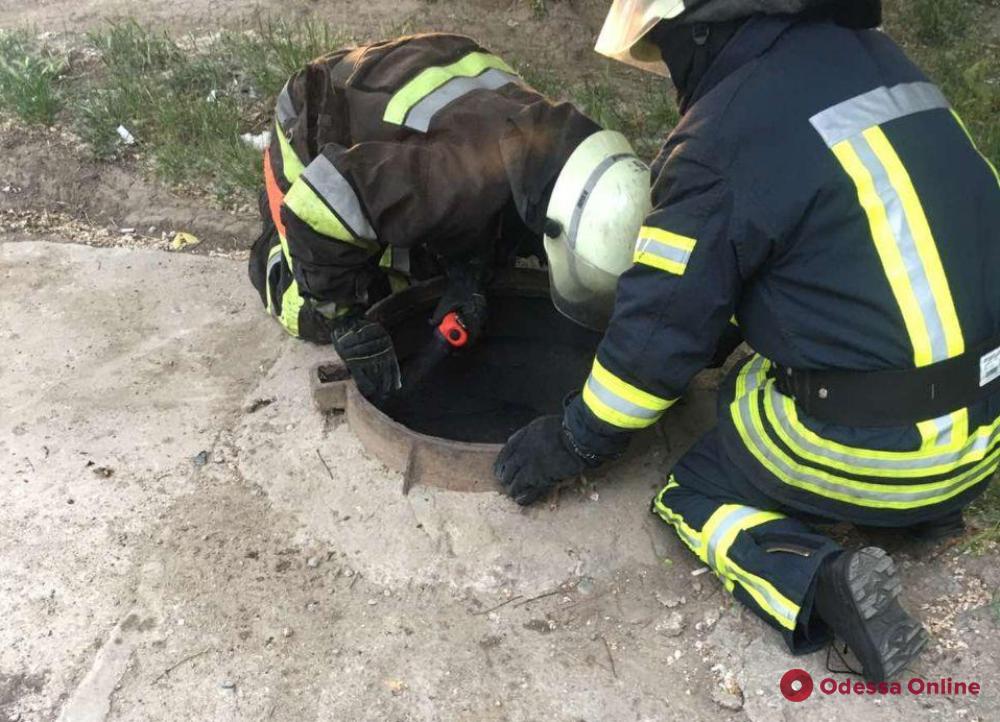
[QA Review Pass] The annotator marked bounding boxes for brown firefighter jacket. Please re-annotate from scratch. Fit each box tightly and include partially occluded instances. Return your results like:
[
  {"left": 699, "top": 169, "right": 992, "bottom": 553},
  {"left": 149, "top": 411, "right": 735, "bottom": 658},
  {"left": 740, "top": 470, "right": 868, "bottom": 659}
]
[{"left": 249, "top": 33, "right": 599, "bottom": 341}]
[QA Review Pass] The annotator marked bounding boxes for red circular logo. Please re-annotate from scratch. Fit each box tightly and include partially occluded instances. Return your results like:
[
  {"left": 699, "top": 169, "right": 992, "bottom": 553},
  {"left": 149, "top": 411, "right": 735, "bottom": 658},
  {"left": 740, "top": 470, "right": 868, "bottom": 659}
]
[{"left": 780, "top": 669, "right": 814, "bottom": 702}]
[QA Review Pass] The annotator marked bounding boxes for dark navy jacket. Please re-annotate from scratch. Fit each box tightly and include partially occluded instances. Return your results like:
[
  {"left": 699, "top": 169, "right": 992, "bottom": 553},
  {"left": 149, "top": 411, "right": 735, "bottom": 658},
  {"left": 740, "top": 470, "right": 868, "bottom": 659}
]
[{"left": 566, "top": 15, "right": 1000, "bottom": 523}]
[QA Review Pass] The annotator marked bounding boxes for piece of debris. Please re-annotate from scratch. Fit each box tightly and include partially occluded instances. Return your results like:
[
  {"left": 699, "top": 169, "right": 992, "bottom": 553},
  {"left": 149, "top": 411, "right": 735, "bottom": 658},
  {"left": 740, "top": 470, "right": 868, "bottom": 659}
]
[
  {"left": 691, "top": 567, "right": 710, "bottom": 576},
  {"left": 306, "top": 555, "right": 321, "bottom": 568},
  {"left": 91, "top": 465, "right": 114, "bottom": 478},
  {"left": 282, "top": 627, "right": 293, "bottom": 638},
  {"left": 654, "top": 611, "right": 685, "bottom": 637},
  {"left": 711, "top": 686, "right": 744, "bottom": 711},
  {"left": 240, "top": 130, "right": 273, "bottom": 151},
  {"left": 193, "top": 450, "right": 210, "bottom": 466},
  {"left": 703, "top": 608, "right": 720, "bottom": 628},
  {"left": 116, "top": 125, "right": 137, "bottom": 145},
  {"left": 220, "top": 680, "right": 236, "bottom": 690},
  {"left": 245, "top": 397, "right": 275, "bottom": 414},
  {"left": 655, "top": 592, "right": 684, "bottom": 608},
  {"left": 170, "top": 232, "right": 201, "bottom": 250}
]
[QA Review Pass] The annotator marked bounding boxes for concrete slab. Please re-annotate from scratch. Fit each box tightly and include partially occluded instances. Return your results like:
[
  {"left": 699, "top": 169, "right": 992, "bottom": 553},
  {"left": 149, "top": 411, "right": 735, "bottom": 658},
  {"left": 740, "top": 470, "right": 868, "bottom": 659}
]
[{"left": 2, "top": 240, "right": 999, "bottom": 722}]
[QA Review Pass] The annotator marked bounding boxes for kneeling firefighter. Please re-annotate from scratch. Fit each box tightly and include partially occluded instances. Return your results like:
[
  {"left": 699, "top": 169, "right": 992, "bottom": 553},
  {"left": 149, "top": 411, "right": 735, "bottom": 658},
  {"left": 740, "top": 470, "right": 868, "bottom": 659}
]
[
  {"left": 249, "top": 33, "right": 651, "bottom": 400},
  {"left": 495, "top": 0, "right": 1000, "bottom": 680}
]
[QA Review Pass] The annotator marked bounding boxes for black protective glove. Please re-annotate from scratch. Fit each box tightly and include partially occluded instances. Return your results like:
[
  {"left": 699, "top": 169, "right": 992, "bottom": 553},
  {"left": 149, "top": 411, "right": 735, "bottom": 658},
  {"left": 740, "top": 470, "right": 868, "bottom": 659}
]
[
  {"left": 494, "top": 415, "right": 600, "bottom": 506},
  {"left": 431, "top": 257, "right": 491, "bottom": 343},
  {"left": 331, "top": 315, "right": 401, "bottom": 401}
]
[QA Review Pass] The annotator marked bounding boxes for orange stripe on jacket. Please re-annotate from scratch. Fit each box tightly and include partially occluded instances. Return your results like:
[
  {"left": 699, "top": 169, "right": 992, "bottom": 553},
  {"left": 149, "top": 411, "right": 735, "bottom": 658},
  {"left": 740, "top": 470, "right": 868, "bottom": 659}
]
[{"left": 263, "top": 148, "right": 288, "bottom": 238}]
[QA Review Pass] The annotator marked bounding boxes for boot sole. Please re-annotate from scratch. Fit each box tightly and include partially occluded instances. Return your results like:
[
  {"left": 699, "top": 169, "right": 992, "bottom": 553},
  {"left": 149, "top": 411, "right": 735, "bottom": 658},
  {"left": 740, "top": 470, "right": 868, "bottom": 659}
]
[{"left": 847, "top": 547, "right": 929, "bottom": 681}]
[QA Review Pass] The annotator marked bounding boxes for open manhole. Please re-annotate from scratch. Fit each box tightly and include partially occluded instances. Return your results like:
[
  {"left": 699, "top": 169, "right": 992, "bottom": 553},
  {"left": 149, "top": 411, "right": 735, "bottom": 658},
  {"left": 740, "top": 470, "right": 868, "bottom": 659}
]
[{"left": 312, "top": 269, "right": 602, "bottom": 493}]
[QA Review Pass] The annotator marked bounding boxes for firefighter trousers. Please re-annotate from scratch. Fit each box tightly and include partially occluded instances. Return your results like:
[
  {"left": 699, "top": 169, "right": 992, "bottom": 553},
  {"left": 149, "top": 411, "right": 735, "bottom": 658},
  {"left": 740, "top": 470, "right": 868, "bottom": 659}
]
[{"left": 652, "top": 427, "right": 845, "bottom": 654}]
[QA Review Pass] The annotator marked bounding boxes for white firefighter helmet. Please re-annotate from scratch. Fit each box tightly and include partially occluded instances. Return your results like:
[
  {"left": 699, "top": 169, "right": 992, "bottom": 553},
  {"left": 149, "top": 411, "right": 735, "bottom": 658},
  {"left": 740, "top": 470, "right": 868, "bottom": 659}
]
[
  {"left": 544, "top": 130, "right": 651, "bottom": 330},
  {"left": 594, "top": 0, "right": 688, "bottom": 75}
]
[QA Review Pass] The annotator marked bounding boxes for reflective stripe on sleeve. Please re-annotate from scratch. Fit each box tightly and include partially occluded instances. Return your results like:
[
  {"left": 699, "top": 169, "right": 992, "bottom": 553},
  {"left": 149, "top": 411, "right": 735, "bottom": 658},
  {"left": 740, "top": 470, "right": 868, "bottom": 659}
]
[
  {"left": 384, "top": 51, "right": 517, "bottom": 129},
  {"left": 581, "top": 358, "right": 675, "bottom": 429},
  {"left": 300, "top": 155, "right": 377, "bottom": 241},
  {"left": 276, "top": 82, "right": 298, "bottom": 130},
  {"left": 405, "top": 68, "right": 520, "bottom": 132},
  {"left": 633, "top": 226, "right": 696, "bottom": 275}
]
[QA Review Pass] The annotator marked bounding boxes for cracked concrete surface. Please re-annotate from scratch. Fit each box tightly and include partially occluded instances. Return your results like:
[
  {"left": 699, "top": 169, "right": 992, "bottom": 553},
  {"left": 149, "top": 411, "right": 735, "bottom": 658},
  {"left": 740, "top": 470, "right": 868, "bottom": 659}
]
[{"left": 2, "top": 240, "right": 1000, "bottom": 721}]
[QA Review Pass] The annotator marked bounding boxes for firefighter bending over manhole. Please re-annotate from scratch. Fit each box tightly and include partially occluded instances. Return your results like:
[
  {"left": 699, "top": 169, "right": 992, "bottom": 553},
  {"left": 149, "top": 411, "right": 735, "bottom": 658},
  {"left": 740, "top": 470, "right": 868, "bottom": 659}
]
[
  {"left": 249, "top": 33, "right": 650, "bottom": 401},
  {"left": 495, "top": 0, "right": 1000, "bottom": 683}
]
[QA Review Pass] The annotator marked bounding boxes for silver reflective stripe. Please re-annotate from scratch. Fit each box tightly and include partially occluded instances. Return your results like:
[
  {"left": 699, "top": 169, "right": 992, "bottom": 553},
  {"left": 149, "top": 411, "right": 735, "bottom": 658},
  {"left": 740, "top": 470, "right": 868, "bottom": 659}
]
[
  {"left": 810, "top": 82, "right": 948, "bottom": 148},
  {"left": 585, "top": 375, "right": 661, "bottom": 421},
  {"left": 706, "top": 507, "right": 761, "bottom": 571},
  {"left": 736, "top": 390, "right": 996, "bottom": 504},
  {"left": 728, "top": 564, "right": 799, "bottom": 627},
  {"left": 276, "top": 82, "right": 297, "bottom": 130},
  {"left": 635, "top": 238, "right": 693, "bottom": 266},
  {"left": 766, "top": 385, "right": 1000, "bottom": 472},
  {"left": 405, "top": 68, "right": 519, "bottom": 132},
  {"left": 266, "top": 247, "right": 284, "bottom": 316},
  {"left": 849, "top": 133, "right": 949, "bottom": 362},
  {"left": 567, "top": 153, "right": 633, "bottom": 250},
  {"left": 301, "top": 155, "right": 376, "bottom": 240}
]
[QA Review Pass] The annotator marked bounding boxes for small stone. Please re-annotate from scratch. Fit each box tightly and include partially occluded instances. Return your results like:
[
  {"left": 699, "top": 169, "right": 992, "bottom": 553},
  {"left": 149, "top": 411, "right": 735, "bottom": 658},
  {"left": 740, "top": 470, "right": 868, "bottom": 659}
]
[
  {"left": 220, "top": 680, "right": 236, "bottom": 690},
  {"left": 654, "top": 611, "right": 685, "bottom": 637},
  {"left": 282, "top": 627, "right": 293, "bottom": 638},
  {"left": 703, "top": 608, "right": 720, "bottom": 628},
  {"left": 306, "top": 555, "right": 321, "bottom": 568},
  {"left": 382, "top": 589, "right": 391, "bottom": 597},
  {"left": 711, "top": 687, "right": 744, "bottom": 711},
  {"left": 576, "top": 577, "right": 595, "bottom": 596},
  {"left": 655, "top": 592, "right": 683, "bottom": 608},
  {"left": 367, "top": 599, "right": 378, "bottom": 606},
  {"left": 193, "top": 450, "right": 209, "bottom": 466},
  {"left": 692, "top": 580, "right": 703, "bottom": 593}
]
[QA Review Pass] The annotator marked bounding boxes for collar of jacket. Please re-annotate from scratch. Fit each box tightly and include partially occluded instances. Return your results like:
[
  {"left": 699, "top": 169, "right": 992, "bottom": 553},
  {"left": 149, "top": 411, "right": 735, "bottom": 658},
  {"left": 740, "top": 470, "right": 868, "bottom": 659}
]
[{"left": 682, "top": 14, "right": 796, "bottom": 114}]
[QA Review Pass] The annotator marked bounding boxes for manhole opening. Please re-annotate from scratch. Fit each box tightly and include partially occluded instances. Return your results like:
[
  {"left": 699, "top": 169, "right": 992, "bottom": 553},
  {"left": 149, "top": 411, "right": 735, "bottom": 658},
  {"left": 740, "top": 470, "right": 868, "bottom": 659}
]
[{"left": 372, "top": 280, "right": 601, "bottom": 444}]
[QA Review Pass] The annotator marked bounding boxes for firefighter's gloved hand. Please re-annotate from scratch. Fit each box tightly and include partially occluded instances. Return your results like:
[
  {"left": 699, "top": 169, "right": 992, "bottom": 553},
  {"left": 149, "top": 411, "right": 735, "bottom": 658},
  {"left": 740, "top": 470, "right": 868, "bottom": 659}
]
[
  {"left": 494, "top": 415, "right": 597, "bottom": 506},
  {"left": 431, "top": 288, "right": 487, "bottom": 344},
  {"left": 331, "top": 316, "right": 401, "bottom": 401}
]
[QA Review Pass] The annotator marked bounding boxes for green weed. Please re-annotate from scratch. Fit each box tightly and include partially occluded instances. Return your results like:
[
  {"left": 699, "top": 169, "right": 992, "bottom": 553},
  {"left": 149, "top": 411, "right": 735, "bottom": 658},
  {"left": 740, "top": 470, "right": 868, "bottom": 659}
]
[{"left": 0, "top": 30, "right": 65, "bottom": 125}]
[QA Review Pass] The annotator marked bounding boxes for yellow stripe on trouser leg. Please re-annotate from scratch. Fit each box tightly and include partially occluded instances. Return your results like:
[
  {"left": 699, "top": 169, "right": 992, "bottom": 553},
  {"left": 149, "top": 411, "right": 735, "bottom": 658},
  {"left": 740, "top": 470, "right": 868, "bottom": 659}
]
[
  {"left": 700, "top": 505, "right": 800, "bottom": 630},
  {"left": 582, "top": 358, "right": 675, "bottom": 429},
  {"left": 652, "top": 478, "right": 704, "bottom": 555}
]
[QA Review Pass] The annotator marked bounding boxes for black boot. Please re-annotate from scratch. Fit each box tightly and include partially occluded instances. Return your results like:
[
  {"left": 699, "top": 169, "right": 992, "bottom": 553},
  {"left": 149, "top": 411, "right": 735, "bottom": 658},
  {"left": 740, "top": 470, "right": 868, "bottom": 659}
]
[{"left": 814, "top": 547, "right": 928, "bottom": 682}]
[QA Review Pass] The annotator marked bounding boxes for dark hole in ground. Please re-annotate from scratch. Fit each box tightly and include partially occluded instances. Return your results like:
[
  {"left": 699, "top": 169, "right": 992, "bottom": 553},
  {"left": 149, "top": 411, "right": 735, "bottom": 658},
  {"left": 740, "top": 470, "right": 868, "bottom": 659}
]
[{"left": 377, "top": 294, "right": 601, "bottom": 444}]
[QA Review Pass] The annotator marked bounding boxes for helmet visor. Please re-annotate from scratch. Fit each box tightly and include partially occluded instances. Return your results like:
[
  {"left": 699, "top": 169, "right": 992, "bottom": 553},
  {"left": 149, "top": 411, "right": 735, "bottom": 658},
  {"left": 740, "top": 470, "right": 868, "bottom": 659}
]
[
  {"left": 544, "top": 232, "right": 622, "bottom": 331},
  {"left": 595, "top": 0, "right": 687, "bottom": 59}
]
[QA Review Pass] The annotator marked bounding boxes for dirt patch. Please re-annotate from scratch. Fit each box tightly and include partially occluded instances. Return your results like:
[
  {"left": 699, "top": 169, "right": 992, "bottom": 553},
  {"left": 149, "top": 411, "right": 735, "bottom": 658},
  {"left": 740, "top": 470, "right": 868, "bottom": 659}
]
[
  {"left": 0, "top": 671, "right": 46, "bottom": 712},
  {"left": 0, "top": 123, "right": 258, "bottom": 255}
]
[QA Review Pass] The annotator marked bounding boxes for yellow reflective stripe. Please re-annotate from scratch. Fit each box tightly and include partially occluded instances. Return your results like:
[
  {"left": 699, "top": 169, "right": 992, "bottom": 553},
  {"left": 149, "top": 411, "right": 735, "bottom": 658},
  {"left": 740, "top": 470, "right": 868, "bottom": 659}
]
[
  {"left": 951, "top": 109, "right": 1000, "bottom": 186},
  {"left": 727, "top": 563, "right": 799, "bottom": 630},
  {"left": 652, "top": 479, "right": 702, "bottom": 554},
  {"left": 768, "top": 392, "right": 997, "bottom": 477},
  {"left": 280, "top": 279, "right": 304, "bottom": 337},
  {"left": 275, "top": 123, "right": 304, "bottom": 182},
  {"left": 864, "top": 127, "right": 964, "bottom": 360},
  {"left": 833, "top": 138, "right": 933, "bottom": 366},
  {"left": 283, "top": 180, "right": 380, "bottom": 252},
  {"left": 633, "top": 226, "right": 697, "bottom": 275},
  {"left": 582, "top": 358, "right": 675, "bottom": 429},
  {"left": 700, "top": 504, "right": 798, "bottom": 630},
  {"left": 383, "top": 52, "right": 516, "bottom": 126},
  {"left": 730, "top": 367, "right": 1000, "bottom": 509}
]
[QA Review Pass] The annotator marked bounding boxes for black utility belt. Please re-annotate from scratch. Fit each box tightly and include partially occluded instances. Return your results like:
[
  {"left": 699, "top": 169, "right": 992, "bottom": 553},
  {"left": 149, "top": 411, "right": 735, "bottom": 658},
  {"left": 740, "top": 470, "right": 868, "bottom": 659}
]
[{"left": 772, "top": 334, "right": 1000, "bottom": 428}]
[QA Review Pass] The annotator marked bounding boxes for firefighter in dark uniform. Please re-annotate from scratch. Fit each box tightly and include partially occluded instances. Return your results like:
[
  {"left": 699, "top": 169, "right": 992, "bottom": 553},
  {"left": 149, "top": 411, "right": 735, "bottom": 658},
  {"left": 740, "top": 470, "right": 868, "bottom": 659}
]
[
  {"left": 249, "top": 33, "right": 651, "bottom": 400},
  {"left": 495, "top": 0, "right": 1000, "bottom": 681}
]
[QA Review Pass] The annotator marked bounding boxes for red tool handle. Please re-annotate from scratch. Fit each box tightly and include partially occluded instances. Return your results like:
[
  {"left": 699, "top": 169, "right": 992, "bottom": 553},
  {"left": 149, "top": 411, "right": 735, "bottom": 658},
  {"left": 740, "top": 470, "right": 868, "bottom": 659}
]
[{"left": 436, "top": 311, "right": 469, "bottom": 348}]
